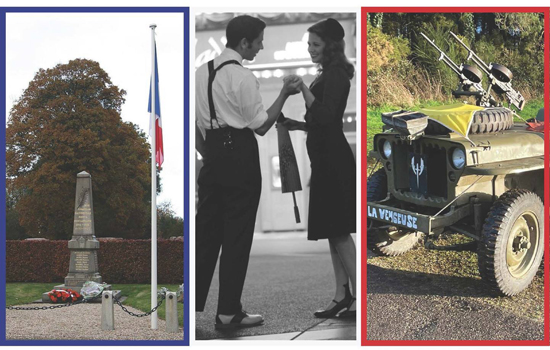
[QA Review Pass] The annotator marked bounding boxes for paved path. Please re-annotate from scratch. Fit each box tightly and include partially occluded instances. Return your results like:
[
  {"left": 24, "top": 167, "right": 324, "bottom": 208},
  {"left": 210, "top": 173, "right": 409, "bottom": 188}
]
[
  {"left": 195, "top": 232, "right": 357, "bottom": 340},
  {"left": 6, "top": 303, "right": 183, "bottom": 340},
  {"left": 217, "top": 318, "right": 355, "bottom": 340}
]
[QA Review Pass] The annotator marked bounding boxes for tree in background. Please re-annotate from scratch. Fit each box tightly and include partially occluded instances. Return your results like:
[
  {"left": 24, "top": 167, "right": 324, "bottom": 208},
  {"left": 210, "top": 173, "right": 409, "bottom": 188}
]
[
  {"left": 6, "top": 184, "right": 27, "bottom": 240},
  {"left": 367, "top": 12, "right": 545, "bottom": 106},
  {"left": 486, "top": 13, "right": 545, "bottom": 96},
  {"left": 460, "top": 13, "right": 476, "bottom": 44},
  {"left": 157, "top": 201, "right": 184, "bottom": 239},
  {"left": 6, "top": 59, "right": 157, "bottom": 240}
]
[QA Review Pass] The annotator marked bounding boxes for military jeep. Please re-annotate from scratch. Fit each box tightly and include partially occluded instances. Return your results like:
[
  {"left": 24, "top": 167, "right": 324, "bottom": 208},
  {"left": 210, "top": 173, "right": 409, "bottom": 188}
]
[{"left": 366, "top": 32, "right": 545, "bottom": 296}]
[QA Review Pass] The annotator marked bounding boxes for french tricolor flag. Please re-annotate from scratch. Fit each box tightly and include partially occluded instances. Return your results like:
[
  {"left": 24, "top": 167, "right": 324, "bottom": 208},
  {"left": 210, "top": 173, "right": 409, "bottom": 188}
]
[{"left": 148, "top": 42, "right": 164, "bottom": 167}]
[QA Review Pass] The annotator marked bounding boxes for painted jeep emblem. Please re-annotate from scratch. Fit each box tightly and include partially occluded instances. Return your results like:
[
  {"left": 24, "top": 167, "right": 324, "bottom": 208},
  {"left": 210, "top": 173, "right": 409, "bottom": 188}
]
[{"left": 411, "top": 155, "right": 425, "bottom": 188}]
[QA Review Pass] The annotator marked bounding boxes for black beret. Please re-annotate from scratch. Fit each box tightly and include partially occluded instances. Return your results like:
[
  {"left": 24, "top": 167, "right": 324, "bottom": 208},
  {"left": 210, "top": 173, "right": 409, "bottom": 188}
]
[{"left": 324, "top": 18, "right": 345, "bottom": 41}]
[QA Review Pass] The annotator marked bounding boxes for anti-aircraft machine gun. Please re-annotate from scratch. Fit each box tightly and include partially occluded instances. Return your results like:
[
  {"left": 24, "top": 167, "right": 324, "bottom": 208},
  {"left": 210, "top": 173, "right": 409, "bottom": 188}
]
[{"left": 420, "top": 31, "right": 525, "bottom": 111}]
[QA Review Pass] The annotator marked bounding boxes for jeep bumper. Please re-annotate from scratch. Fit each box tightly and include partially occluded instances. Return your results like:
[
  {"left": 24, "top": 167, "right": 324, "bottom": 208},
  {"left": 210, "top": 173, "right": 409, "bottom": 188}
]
[{"left": 367, "top": 198, "right": 472, "bottom": 234}]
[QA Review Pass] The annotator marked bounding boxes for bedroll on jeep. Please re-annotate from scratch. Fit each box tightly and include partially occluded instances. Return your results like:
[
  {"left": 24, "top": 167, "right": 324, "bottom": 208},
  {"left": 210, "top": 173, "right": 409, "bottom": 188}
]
[{"left": 366, "top": 32, "right": 545, "bottom": 296}]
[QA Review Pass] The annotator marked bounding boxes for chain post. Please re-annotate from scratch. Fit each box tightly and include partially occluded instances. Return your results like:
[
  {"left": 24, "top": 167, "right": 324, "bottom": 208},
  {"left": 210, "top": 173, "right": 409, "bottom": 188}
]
[
  {"left": 101, "top": 291, "right": 115, "bottom": 330},
  {"left": 6, "top": 290, "right": 167, "bottom": 324},
  {"left": 165, "top": 292, "right": 178, "bottom": 333}
]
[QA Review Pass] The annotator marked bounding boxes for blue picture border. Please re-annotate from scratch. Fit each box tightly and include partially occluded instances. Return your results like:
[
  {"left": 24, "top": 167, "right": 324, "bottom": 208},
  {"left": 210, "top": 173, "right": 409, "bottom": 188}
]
[{"left": 0, "top": 6, "right": 190, "bottom": 346}]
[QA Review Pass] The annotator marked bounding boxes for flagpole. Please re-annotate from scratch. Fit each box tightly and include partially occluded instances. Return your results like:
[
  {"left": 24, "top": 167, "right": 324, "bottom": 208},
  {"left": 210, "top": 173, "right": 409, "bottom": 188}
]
[{"left": 149, "top": 23, "right": 158, "bottom": 330}]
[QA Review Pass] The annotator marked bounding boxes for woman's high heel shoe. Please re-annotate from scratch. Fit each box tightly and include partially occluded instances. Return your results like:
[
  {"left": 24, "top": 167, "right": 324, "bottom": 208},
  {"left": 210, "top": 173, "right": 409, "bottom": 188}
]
[
  {"left": 338, "top": 298, "right": 356, "bottom": 319},
  {"left": 314, "top": 283, "right": 352, "bottom": 318}
]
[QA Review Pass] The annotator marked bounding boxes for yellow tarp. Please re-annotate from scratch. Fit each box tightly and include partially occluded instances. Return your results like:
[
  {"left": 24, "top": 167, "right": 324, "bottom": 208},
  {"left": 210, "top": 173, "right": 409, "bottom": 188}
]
[{"left": 419, "top": 103, "right": 485, "bottom": 138}]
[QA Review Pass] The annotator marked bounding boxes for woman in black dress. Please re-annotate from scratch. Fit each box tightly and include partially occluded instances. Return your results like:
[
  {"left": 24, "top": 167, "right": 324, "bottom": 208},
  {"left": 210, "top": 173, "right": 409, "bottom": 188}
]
[{"left": 283, "top": 18, "right": 356, "bottom": 318}]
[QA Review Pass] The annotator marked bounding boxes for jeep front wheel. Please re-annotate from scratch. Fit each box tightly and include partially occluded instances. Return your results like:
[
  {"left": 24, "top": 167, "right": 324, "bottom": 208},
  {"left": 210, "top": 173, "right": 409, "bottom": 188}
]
[
  {"left": 478, "top": 189, "right": 544, "bottom": 296},
  {"left": 367, "top": 169, "right": 423, "bottom": 256},
  {"left": 368, "top": 226, "right": 424, "bottom": 257}
]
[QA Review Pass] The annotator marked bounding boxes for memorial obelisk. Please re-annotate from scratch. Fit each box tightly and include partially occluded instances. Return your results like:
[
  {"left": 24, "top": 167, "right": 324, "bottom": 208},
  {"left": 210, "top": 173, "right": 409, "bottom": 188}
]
[
  {"left": 42, "top": 171, "right": 115, "bottom": 302},
  {"left": 63, "top": 171, "right": 102, "bottom": 289}
]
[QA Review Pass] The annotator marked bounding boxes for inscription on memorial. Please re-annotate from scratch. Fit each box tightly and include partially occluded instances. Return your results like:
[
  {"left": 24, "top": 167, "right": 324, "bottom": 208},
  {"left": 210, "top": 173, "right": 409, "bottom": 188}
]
[
  {"left": 73, "top": 190, "right": 93, "bottom": 233},
  {"left": 74, "top": 252, "right": 90, "bottom": 272}
]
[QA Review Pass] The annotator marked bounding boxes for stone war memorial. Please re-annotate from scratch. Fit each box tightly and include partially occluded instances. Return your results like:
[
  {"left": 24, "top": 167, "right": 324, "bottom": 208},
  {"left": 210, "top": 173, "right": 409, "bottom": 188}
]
[{"left": 42, "top": 171, "right": 120, "bottom": 302}]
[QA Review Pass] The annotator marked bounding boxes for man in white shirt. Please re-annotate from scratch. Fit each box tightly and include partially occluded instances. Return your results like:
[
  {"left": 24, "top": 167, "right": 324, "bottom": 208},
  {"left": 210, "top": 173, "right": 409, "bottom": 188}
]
[{"left": 195, "top": 15, "right": 301, "bottom": 329}]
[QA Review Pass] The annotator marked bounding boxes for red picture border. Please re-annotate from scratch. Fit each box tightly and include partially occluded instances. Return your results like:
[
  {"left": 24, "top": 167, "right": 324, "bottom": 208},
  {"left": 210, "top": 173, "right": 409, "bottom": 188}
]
[{"left": 361, "top": 7, "right": 550, "bottom": 346}]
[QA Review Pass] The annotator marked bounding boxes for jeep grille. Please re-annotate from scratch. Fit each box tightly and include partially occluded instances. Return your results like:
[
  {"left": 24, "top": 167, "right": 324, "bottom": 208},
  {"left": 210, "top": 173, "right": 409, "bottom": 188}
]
[{"left": 391, "top": 139, "right": 448, "bottom": 201}]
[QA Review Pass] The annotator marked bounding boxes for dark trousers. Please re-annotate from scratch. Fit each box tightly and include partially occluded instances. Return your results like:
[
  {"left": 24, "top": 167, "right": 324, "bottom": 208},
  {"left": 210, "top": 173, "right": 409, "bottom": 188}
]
[{"left": 195, "top": 128, "right": 261, "bottom": 315}]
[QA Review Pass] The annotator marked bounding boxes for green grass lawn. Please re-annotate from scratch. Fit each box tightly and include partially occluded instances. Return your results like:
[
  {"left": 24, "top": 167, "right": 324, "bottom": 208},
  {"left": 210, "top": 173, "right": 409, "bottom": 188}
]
[
  {"left": 6, "top": 283, "right": 184, "bottom": 327},
  {"left": 516, "top": 99, "right": 544, "bottom": 121}
]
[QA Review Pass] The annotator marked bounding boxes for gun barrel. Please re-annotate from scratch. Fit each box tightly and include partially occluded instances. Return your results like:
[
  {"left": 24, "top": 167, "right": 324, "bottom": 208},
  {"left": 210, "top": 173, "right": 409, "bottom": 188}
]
[
  {"left": 450, "top": 32, "right": 525, "bottom": 111},
  {"left": 449, "top": 31, "right": 490, "bottom": 74},
  {"left": 420, "top": 32, "right": 461, "bottom": 75}
]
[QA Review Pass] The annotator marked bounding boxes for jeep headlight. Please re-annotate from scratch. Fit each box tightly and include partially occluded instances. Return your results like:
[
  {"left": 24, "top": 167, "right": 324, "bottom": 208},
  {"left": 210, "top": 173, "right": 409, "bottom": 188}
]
[
  {"left": 382, "top": 140, "right": 392, "bottom": 159},
  {"left": 451, "top": 148, "right": 465, "bottom": 169}
]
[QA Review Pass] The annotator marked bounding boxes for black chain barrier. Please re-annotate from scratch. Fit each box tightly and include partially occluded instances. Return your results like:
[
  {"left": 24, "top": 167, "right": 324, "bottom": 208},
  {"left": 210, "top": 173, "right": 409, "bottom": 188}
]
[
  {"left": 6, "top": 293, "right": 103, "bottom": 311},
  {"left": 113, "top": 294, "right": 166, "bottom": 318},
  {"left": 7, "top": 289, "right": 173, "bottom": 317}
]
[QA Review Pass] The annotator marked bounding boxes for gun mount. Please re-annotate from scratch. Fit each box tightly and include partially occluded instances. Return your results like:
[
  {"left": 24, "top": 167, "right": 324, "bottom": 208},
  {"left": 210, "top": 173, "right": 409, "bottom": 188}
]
[
  {"left": 449, "top": 32, "right": 525, "bottom": 111},
  {"left": 421, "top": 32, "right": 525, "bottom": 111}
]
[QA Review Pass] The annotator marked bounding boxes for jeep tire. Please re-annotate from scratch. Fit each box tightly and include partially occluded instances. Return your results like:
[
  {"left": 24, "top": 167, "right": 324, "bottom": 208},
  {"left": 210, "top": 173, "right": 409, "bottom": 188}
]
[
  {"left": 367, "top": 169, "right": 424, "bottom": 256},
  {"left": 426, "top": 107, "right": 513, "bottom": 135},
  {"left": 478, "top": 189, "right": 544, "bottom": 296},
  {"left": 469, "top": 107, "right": 514, "bottom": 133}
]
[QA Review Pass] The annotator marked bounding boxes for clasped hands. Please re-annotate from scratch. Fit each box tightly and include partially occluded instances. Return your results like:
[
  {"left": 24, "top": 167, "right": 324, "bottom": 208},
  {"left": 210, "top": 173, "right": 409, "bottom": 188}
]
[
  {"left": 279, "top": 74, "right": 307, "bottom": 131},
  {"left": 282, "top": 74, "right": 303, "bottom": 96}
]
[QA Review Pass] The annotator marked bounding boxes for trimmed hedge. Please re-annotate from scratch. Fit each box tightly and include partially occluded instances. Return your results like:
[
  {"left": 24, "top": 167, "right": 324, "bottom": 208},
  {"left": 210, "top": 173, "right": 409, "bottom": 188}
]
[{"left": 6, "top": 238, "right": 183, "bottom": 284}]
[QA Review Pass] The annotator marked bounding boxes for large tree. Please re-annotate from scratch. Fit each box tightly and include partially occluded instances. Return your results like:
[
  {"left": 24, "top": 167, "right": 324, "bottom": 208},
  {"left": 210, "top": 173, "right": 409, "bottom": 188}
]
[{"left": 6, "top": 59, "right": 155, "bottom": 240}]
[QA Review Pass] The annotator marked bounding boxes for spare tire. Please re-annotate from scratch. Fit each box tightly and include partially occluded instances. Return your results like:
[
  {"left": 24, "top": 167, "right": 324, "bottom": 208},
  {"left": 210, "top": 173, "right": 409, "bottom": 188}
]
[
  {"left": 425, "top": 107, "right": 513, "bottom": 135},
  {"left": 469, "top": 107, "right": 513, "bottom": 134}
]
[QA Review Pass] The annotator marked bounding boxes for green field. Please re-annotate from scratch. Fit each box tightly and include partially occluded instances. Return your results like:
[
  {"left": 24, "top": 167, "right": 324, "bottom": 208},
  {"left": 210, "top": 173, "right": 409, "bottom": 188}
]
[{"left": 6, "top": 283, "right": 184, "bottom": 327}]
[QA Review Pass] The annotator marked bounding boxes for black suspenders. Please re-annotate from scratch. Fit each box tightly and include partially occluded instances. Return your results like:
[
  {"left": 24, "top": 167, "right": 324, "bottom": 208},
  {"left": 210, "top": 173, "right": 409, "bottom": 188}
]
[{"left": 207, "top": 59, "right": 241, "bottom": 129}]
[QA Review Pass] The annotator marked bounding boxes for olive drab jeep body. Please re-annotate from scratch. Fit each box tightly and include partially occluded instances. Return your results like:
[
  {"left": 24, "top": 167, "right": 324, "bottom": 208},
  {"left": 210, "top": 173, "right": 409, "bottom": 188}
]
[{"left": 366, "top": 31, "right": 545, "bottom": 296}]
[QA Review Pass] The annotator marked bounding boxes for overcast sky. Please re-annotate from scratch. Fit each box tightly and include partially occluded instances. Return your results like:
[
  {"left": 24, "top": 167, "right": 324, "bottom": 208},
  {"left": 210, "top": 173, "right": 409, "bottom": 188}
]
[{"left": 6, "top": 12, "right": 185, "bottom": 218}]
